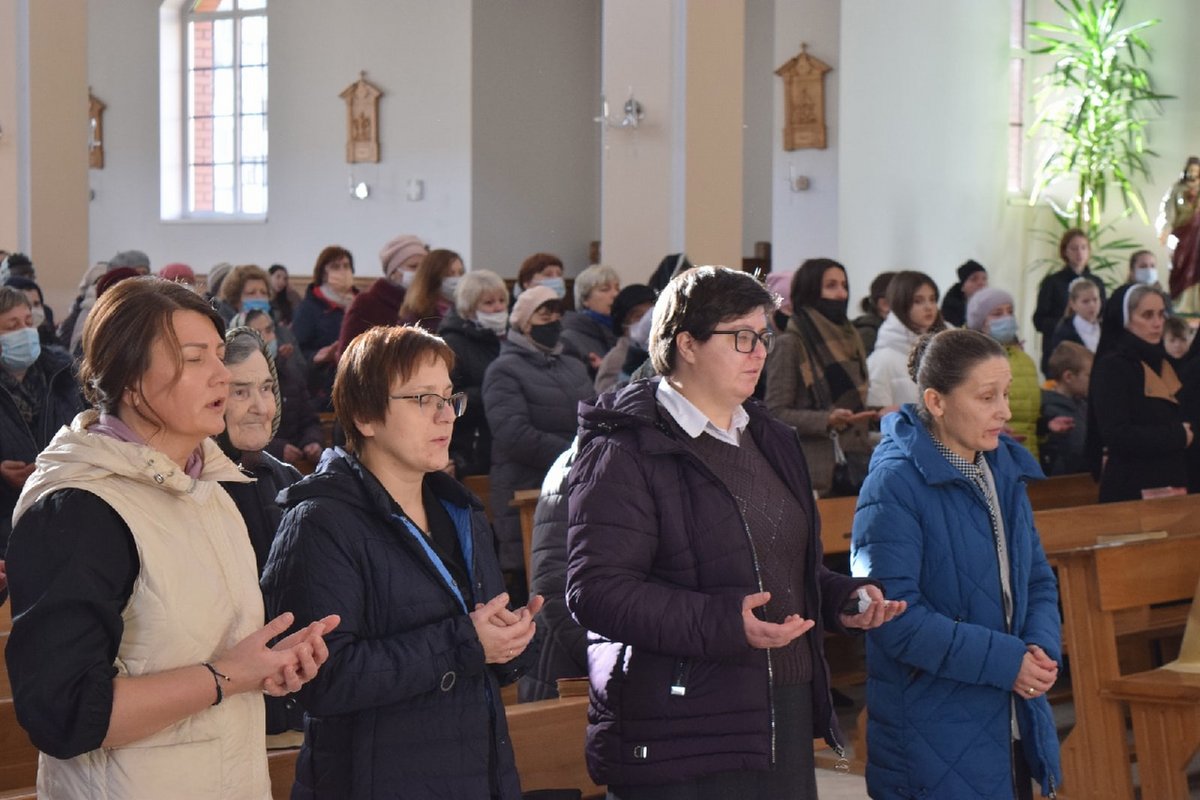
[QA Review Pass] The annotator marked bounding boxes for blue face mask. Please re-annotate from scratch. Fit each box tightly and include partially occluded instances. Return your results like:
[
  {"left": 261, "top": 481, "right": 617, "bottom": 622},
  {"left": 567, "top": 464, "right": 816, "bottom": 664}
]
[
  {"left": 266, "top": 339, "right": 278, "bottom": 359},
  {"left": 0, "top": 326, "right": 41, "bottom": 372},
  {"left": 535, "top": 276, "right": 567, "bottom": 299},
  {"left": 242, "top": 298, "right": 271, "bottom": 314},
  {"left": 987, "top": 315, "right": 1018, "bottom": 344}
]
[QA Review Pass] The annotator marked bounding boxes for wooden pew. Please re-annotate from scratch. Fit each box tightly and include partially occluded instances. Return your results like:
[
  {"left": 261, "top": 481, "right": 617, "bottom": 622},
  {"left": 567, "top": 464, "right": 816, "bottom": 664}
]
[
  {"left": 462, "top": 474, "right": 491, "bottom": 522},
  {"left": 0, "top": 700, "right": 37, "bottom": 793},
  {"left": 269, "top": 747, "right": 299, "bottom": 800},
  {"left": 512, "top": 488, "right": 541, "bottom": 585},
  {"left": 505, "top": 695, "right": 602, "bottom": 798},
  {"left": 1024, "top": 472, "right": 1098, "bottom": 511},
  {"left": 1047, "top": 531, "right": 1200, "bottom": 800},
  {"left": 1103, "top": 668, "right": 1200, "bottom": 800}
]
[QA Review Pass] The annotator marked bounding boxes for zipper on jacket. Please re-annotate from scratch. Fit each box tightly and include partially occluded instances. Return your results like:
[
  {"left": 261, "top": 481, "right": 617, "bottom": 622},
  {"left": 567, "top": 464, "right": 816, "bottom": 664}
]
[{"left": 670, "top": 659, "right": 690, "bottom": 696}]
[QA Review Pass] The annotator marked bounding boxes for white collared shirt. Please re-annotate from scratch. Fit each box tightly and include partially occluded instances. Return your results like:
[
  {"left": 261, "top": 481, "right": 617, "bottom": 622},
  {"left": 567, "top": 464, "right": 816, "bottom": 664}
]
[{"left": 656, "top": 378, "right": 749, "bottom": 447}]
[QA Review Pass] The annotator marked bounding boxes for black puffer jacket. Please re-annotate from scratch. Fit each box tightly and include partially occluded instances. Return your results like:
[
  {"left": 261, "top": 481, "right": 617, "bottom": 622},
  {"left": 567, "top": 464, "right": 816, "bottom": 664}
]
[
  {"left": 261, "top": 449, "right": 532, "bottom": 799},
  {"left": 560, "top": 310, "right": 618, "bottom": 376},
  {"left": 481, "top": 332, "right": 593, "bottom": 572},
  {"left": 517, "top": 441, "right": 586, "bottom": 701},
  {"left": 438, "top": 310, "right": 501, "bottom": 477},
  {"left": 0, "top": 348, "right": 84, "bottom": 579}
]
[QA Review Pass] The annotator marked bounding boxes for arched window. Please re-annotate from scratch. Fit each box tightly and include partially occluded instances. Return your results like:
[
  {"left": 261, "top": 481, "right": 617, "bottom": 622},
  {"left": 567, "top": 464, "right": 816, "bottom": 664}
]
[{"left": 161, "top": 0, "right": 268, "bottom": 219}]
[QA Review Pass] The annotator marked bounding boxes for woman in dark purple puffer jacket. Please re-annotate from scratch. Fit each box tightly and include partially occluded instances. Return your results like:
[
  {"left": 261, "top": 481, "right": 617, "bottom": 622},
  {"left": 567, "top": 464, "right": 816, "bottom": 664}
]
[{"left": 565, "top": 267, "right": 905, "bottom": 799}]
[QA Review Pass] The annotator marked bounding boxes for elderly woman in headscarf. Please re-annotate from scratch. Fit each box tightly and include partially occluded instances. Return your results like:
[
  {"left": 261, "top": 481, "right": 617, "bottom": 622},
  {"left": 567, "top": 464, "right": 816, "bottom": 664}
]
[{"left": 217, "top": 325, "right": 308, "bottom": 740}]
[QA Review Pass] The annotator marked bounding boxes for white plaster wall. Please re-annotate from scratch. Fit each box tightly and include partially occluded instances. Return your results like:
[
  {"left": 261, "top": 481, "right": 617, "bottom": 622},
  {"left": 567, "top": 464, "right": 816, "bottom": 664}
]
[
  {"left": 87, "top": 0, "right": 473, "bottom": 278},
  {"left": 599, "top": 0, "right": 681, "bottom": 286},
  {"left": 839, "top": 1, "right": 1019, "bottom": 299},
  {"left": 770, "top": 0, "right": 841, "bottom": 274},
  {"left": 471, "top": 0, "right": 601, "bottom": 277},
  {"left": 742, "top": 0, "right": 774, "bottom": 260}
]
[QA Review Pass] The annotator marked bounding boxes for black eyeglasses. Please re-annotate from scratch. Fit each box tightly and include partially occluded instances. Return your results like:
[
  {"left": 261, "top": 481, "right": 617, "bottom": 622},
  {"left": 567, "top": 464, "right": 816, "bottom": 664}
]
[
  {"left": 710, "top": 329, "right": 776, "bottom": 354},
  {"left": 389, "top": 392, "right": 468, "bottom": 418}
]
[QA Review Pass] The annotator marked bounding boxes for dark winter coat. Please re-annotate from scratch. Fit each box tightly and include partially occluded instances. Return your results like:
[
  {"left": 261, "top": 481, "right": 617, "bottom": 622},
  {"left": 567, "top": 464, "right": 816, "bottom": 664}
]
[
  {"left": 293, "top": 285, "right": 348, "bottom": 362},
  {"left": 0, "top": 348, "right": 84, "bottom": 575},
  {"left": 482, "top": 333, "right": 593, "bottom": 572},
  {"left": 219, "top": 445, "right": 304, "bottom": 735},
  {"left": 940, "top": 284, "right": 967, "bottom": 328},
  {"left": 565, "top": 379, "right": 866, "bottom": 787},
  {"left": 1033, "top": 266, "right": 1106, "bottom": 365},
  {"left": 438, "top": 310, "right": 501, "bottom": 477},
  {"left": 851, "top": 405, "right": 1062, "bottom": 799},
  {"left": 517, "top": 441, "right": 585, "bottom": 702},
  {"left": 560, "top": 310, "right": 618, "bottom": 376},
  {"left": 336, "top": 278, "right": 405, "bottom": 356},
  {"left": 266, "top": 348, "right": 323, "bottom": 460},
  {"left": 260, "top": 449, "right": 532, "bottom": 800},
  {"left": 1039, "top": 389, "right": 1088, "bottom": 476},
  {"left": 292, "top": 285, "right": 351, "bottom": 409},
  {"left": 219, "top": 447, "right": 302, "bottom": 574},
  {"left": 1090, "top": 332, "right": 1191, "bottom": 502}
]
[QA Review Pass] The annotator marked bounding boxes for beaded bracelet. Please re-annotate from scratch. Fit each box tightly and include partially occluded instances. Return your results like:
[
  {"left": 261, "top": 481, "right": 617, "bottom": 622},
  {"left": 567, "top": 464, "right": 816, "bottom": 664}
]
[{"left": 201, "top": 662, "right": 231, "bottom": 706}]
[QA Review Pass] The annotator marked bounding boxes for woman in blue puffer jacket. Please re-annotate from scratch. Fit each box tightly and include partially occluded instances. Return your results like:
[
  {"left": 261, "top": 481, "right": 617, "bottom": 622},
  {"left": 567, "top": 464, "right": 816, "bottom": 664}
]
[{"left": 852, "top": 328, "right": 1062, "bottom": 800}]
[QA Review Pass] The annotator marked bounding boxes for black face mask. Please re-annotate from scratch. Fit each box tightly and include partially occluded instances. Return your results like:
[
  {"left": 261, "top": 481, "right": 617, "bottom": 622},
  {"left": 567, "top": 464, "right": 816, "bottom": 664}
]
[
  {"left": 529, "top": 320, "right": 563, "bottom": 349},
  {"left": 813, "top": 297, "right": 849, "bottom": 325}
]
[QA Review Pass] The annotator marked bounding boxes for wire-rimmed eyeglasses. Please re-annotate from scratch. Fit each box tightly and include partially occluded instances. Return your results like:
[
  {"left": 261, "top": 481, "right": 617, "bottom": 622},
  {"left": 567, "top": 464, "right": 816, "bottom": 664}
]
[
  {"left": 709, "top": 328, "right": 776, "bottom": 354},
  {"left": 389, "top": 392, "right": 468, "bottom": 417}
]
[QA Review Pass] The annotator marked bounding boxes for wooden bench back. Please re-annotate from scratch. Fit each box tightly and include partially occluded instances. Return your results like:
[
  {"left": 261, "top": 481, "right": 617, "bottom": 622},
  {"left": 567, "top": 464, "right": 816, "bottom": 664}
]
[
  {"left": 0, "top": 700, "right": 37, "bottom": 793},
  {"left": 1036, "top": 492, "right": 1200, "bottom": 553}
]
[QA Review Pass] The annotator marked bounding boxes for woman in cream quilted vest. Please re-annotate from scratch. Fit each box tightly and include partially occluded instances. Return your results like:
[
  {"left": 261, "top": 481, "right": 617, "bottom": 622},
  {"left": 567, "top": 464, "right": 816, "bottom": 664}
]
[{"left": 5, "top": 277, "right": 339, "bottom": 799}]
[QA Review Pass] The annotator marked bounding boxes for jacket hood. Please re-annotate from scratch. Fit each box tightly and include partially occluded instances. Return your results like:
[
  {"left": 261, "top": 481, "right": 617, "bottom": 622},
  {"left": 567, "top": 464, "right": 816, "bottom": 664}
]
[
  {"left": 277, "top": 446, "right": 481, "bottom": 518},
  {"left": 15, "top": 409, "right": 250, "bottom": 523},
  {"left": 873, "top": 404, "right": 1043, "bottom": 486},
  {"left": 874, "top": 312, "right": 920, "bottom": 357}
]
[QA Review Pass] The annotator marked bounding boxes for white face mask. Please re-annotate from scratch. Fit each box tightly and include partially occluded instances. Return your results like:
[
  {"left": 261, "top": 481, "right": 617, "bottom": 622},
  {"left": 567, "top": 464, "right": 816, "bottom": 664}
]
[
  {"left": 1134, "top": 266, "right": 1158, "bottom": 285},
  {"left": 475, "top": 310, "right": 508, "bottom": 335},
  {"left": 31, "top": 305, "right": 45, "bottom": 328},
  {"left": 441, "top": 276, "right": 462, "bottom": 301}
]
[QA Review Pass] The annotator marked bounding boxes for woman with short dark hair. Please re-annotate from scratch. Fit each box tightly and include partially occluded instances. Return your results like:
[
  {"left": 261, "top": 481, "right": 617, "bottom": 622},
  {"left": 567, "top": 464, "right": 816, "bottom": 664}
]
[
  {"left": 852, "top": 328, "right": 1062, "bottom": 800},
  {"left": 262, "top": 324, "right": 542, "bottom": 798},
  {"left": 568, "top": 267, "right": 904, "bottom": 799},
  {"left": 293, "top": 246, "right": 357, "bottom": 409},
  {"left": 5, "top": 277, "right": 336, "bottom": 797}
]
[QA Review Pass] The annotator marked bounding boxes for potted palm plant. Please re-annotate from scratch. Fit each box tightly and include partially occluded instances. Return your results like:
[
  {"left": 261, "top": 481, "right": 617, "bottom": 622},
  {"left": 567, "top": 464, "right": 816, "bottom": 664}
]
[{"left": 1026, "top": 0, "right": 1172, "bottom": 280}]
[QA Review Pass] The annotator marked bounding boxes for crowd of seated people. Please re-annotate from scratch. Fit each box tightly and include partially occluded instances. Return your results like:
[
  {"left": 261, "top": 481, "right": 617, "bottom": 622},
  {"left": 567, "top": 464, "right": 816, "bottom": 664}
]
[{"left": 3, "top": 230, "right": 1200, "bottom": 798}]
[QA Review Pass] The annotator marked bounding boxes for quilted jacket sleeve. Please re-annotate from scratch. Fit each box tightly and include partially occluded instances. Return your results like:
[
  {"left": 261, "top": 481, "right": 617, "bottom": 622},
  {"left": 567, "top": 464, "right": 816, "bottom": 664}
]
[
  {"left": 565, "top": 437, "right": 749, "bottom": 661},
  {"left": 851, "top": 467, "right": 1029, "bottom": 691},
  {"left": 265, "top": 501, "right": 489, "bottom": 717}
]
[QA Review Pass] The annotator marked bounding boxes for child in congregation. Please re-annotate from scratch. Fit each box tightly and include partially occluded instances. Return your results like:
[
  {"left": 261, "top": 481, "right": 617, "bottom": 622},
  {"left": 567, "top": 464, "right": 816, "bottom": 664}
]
[
  {"left": 1040, "top": 341, "right": 1093, "bottom": 476},
  {"left": 1163, "top": 314, "right": 1194, "bottom": 360}
]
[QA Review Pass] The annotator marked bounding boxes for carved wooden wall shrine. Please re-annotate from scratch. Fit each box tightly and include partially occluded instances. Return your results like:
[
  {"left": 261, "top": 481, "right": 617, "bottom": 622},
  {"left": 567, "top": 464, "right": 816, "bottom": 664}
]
[
  {"left": 339, "top": 71, "right": 383, "bottom": 163},
  {"left": 88, "top": 89, "right": 106, "bottom": 169},
  {"left": 775, "top": 44, "right": 831, "bottom": 150}
]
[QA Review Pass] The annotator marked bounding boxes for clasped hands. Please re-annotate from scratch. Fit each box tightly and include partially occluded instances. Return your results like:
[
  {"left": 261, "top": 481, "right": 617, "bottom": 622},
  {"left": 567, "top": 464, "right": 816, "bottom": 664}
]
[
  {"left": 471, "top": 592, "right": 544, "bottom": 664},
  {"left": 1011, "top": 644, "right": 1058, "bottom": 700},
  {"left": 742, "top": 584, "right": 907, "bottom": 650},
  {"left": 212, "top": 612, "right": 342, "bottom": 699}
]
